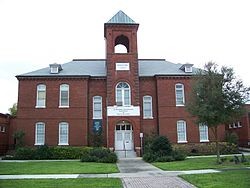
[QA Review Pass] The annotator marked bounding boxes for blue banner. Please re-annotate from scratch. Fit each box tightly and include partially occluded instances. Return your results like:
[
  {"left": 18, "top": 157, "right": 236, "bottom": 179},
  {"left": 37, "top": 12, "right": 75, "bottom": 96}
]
[{"left": 93, "top": 119, "right": 102, "bottom": 133}]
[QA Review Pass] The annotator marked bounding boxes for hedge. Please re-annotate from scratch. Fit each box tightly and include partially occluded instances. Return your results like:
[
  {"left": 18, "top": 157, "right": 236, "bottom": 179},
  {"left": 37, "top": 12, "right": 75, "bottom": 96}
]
[
  {"left": 3, "top": 146, "right": 117, "bottom": 163},
  {"left": 173, "top": 142, "right": 239, "bottom": 156}
]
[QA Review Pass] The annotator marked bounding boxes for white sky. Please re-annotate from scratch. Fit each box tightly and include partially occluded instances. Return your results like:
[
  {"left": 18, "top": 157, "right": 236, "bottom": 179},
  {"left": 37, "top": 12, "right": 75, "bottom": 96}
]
[{"left": 0, "top": 0, "right": 250, "bottom": 113}]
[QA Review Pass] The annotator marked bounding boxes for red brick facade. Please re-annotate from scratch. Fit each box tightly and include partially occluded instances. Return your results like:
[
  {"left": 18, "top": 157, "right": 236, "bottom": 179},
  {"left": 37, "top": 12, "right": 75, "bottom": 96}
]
[
  {"left": 225, "top": 105, "right": 250, "bottom": 147},
  {"left": 4, "top": 11, "right": 229, "bottom": 155},
  {"left": 0, "top": 114, "right": 10, "bottom": 155}
]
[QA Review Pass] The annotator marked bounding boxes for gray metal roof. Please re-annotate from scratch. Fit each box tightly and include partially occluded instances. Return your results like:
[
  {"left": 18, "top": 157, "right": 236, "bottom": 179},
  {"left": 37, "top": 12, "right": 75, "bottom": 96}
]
[
  {"left": 17, "top": 59, "right": 197, "bottom": 78},
  {"left": 107, "top": 10, "right": 137, "bottom": 24}
]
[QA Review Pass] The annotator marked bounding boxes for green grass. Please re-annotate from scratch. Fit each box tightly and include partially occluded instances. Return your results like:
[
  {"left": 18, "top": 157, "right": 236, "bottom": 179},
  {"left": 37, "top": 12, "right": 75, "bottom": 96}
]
[
  {"left": 0, "top": 161, "right": 119, "bottom": 175},
  {"left": 0, "top": 178, "right": 122, "bottom": 188},
  {"left": 180, "top": 169, "right": 250, "bottom": 188},
  {"left": 153, "top": 156, "right": 250, "bottom": 171}
]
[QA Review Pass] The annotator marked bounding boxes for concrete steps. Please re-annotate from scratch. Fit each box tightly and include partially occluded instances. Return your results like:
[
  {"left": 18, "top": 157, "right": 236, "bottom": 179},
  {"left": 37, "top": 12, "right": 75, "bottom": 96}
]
[{"left": 115, "top": 150, "right": 137, "bottom": 159}]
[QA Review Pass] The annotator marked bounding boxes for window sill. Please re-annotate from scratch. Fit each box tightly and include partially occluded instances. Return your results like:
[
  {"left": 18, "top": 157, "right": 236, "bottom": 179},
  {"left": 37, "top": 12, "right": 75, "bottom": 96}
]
[
  {"left": 177, "top": 141, "right": 187, "bottom": 144},
  {"left": 93, "top": 117, "right": 102, "bottom": 120},
  {"left": 34, "top": 143, "right": 44, "bottom": 146},
  {"left": 143, "top": 117, "right": 153, "bottom": 119},
  {"left": 59, "top": 106, "right": 69, "bottom": 108},
  {"left": 35, "top": 106, "right": 46, "bottom": 108},
  {"left": 58, "top": 143, "right": 69, "bottom": 146},
  {"left": 200, "top": 140, "right": 209, "bottom": 143},
  {"left": 176, "top": 104, "right": 185, "bottom": 107}
]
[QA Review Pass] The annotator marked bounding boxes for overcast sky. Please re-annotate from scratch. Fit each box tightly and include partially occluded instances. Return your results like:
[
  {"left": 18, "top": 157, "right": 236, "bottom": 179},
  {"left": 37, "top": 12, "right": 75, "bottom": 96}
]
[{"left": 0, "top": 0, "right": 249, "bottom": 113}]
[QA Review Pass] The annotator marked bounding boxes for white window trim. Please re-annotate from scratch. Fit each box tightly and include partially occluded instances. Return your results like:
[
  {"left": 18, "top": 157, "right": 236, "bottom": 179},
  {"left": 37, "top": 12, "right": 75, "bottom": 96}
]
[
  {"left": 175, "top": 83, "right": 185, "bottom": 106},
  {"left": 58, "top": 122, "right": 69, "bottom": 145},
  {"left": 35, "top": 122, "right": 45, "bottom": 145},
  {"left": 115, "top": 82, "right": 131, "bottom": 106},
  {"left": 93, "top": 96, "right": 102, "bottom": 119},
  {"left": 59, "top": 84, "right": 69, "bottom": 108},
  {"left": 177, "top": 120, "right": 187, "bottom": 143},
  {"left": 36, "top": 84, "right": 46, "bottom": 108},
  {"left": 143, "top": 95, "right": 153, "bottom": 119},
  {"left": 199, "top": 123, "right": 209, "bottom": 142}
]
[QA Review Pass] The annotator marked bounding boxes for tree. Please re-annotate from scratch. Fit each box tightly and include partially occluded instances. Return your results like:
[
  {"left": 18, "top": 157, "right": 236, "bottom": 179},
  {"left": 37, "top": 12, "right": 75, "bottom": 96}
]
[
  {"left": 8, "top": 103, "right": 17, "bottom": 117},
  {"left": 13, "top": 130, "right": 25, "bottom": 148},
  {"left": 187, "top": 62, "right": 250, "bottom": 163}
]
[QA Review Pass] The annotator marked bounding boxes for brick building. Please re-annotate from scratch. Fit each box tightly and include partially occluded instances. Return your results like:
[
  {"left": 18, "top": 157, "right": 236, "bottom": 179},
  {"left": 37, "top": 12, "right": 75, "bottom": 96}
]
[
  {"left": 226, "top": 105, "right": 250, "bottom": 147},
  {"left": 0, "top": 113, "right": 10, "bottom": 155},
  {"left": 10, "top": 11, "right": 227, "bottom": 155}
]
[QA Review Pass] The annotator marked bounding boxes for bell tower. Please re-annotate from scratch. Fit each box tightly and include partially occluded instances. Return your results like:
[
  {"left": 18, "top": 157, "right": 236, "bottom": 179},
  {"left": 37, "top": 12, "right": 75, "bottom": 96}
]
[
  {"left": 104, "top": 10, "right": 139, "bottom": 106},
  {"left": 104, "top": 11, "right": 141, "bottom": 154}
]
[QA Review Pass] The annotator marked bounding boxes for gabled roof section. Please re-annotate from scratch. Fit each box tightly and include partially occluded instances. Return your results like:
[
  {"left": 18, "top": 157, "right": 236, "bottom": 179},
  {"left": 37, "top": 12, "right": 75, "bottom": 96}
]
[{"left": 107, "top": 10, "right": 137, "bottom": 24}]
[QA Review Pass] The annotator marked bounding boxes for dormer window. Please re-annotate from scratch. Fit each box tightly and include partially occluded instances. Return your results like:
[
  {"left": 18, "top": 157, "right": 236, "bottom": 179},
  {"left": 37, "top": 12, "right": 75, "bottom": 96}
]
[
  {"left": 49, "top": 63, "right": 62, "bottom": 74},
  {"left": 180, "top": 63, "right": 193, "bottom": 73}
]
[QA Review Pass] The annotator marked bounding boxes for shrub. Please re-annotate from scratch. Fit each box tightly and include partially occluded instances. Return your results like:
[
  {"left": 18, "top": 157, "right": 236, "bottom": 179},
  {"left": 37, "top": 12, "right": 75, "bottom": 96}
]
[
  {"left": 225, "top": 132, "right": 239, "bottom": 145},
  {"left": 173, "top": 142, "right": 239, "bottom": 156},
  {"left": 80, "top": 147, "right": 117, "bottom": 163},
  {"left": 143, "top": 153, "right": 157, "bottom": 163},
  {"left": 151, "top": 136, "right": 172, "bottom": 156},
  {"left": 155, "top": 155, "right": 174, "bottom": 162},
  {"left": 34, "top": 145, "right": 52, "bottom": 159},
  {"left": 172, "top": 149, "right": 187, "bottom": 161},
  {"left": 14, "top": 147, "right": 34, "bottom": 160}
]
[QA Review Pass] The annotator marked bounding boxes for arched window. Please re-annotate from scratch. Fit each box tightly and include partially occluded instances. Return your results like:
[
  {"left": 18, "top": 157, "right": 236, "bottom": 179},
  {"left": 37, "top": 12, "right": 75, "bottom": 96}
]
[
  {"left": 35, "top": 122, "right": 45, "bottom": 145},
  {"left": 116, "top": 82, "right": 131, "bottom": 106},
  {"left": 175, "top": 83, "right": 185, "bottom": 106},
  {"left": 93, "top": 96, "right": 102, "bottom": 119},
  {"left": 36, "top": 84, "right": 46, "bottom": 108},
  {"left": 59, "top": 122, "right": 69, "bottom": 145},
  {"left": 199, "top": 123, "right": 209, "bottom": 142},
  {"left": 177, "top": 120, "right": 187, "bottom": 143},
  {"left": 114, "top": 35, "right": 129, "bottom": 53},
  {"left": 59, "top": 84, "right": 69, "bottom": 107},
  {"left": 143, "top": 96, "right": 153, "bottom": 118}
]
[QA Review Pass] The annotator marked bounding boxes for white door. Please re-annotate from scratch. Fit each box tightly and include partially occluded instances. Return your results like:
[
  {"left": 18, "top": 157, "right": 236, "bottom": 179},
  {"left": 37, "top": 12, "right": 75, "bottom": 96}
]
[{"left": 115, "top": 124, "right": 133, "bottom": 151}]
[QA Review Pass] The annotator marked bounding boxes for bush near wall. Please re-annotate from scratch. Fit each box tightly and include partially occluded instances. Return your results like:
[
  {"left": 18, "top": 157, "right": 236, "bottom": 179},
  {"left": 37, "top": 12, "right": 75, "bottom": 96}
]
[
  {"left": 3, "top": 146, "right": 117, "bottom": 163},
  {"left": 173, "top": 142, "right": 239, "bottom": 156}
]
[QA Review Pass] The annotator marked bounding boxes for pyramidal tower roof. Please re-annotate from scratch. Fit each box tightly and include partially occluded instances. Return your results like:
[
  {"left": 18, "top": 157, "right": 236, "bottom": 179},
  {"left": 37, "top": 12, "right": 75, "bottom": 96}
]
[{"left": 107, "top": 10, "right": 137, "bottom": 24}]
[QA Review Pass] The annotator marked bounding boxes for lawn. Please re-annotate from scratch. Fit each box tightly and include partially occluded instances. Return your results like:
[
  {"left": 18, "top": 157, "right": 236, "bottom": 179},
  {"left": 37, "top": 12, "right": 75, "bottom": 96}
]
[
  {"left": 0, "top": 161, "right": 119, "bottom": 174},
  {"left": 0, "top": 178, "right": 122, "bottom": 188},
  {"left": 153, "top": 156, "right": 250, "bottom": 171},
  {"left": 180, "top": 169, "right": 250, "bottom": 188}
]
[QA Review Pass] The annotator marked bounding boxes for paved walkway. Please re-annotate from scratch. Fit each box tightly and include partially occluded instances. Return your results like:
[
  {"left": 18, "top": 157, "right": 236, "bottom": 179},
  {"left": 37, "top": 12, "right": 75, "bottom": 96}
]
[{"left": 116, "top": 158, "right": 196, "bottom": 188}]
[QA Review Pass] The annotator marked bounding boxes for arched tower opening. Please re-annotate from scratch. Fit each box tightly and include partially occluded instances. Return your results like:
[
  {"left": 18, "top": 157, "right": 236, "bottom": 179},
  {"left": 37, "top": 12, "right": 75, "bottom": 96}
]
[{"left": 114, "top": 35, "right": 129, "bottom": 53}]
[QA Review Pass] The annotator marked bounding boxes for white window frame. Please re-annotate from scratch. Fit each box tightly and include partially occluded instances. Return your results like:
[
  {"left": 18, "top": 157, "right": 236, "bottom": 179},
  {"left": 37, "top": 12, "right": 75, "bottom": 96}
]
[
  {"left": 59, "top": 84, "right": 69, "bottom": 108},
  {"left": 175, "top": 83, "right": 185, "bottom": 106},
  {"left": 58, "top": 122, "right": 69, "bottom": 145},
  {"left": 116, "top": 82, "right": 131, "bottom": 106},
  {"left": 238, "top": 121, "right": 242, "bottom": 128},
  {"left": 93, "top": 96, "right": 102, "bottom": 119},
  {"left": 35, "top": 122, "right": 45, "bottom": 145},
  {"left": 177, "top": 120, "right": 187, "bottom": 143},
  {"left": 199, "top": 123, "right": 209, "bottom": 142},
  {"left": 36, "top": 84, "right": 46, "bottom": 108},
  {"left": 143, "top": 95, "right": 153, "bottom": 119}
]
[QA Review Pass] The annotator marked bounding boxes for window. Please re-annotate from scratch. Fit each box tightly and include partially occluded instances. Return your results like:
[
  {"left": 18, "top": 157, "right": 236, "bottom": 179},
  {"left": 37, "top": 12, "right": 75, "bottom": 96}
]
[
  {"left": 175, "top": 84, "right": 185, "bottom": 106},
  {"left": 177, "top": 120, "right": 187, "bottom": 143},
  {"left": 116, "top": 82, "right": 131, "bottom": 106},
  {"left": 60, "top": 84, "right": 69, "bottom": 107},
  {"left": 36, "top": 84, "right": 46, "bottom": 108},
  {"left": 35, "top": 122, "right": 45, "bottom": 145},
  {"left": 93, "top": 96, "right": 102, "bottom": 119},
  {"left": 143, "top": 96, "right": 153, "bottom": 118},
  {"left": 238, "top": 121, "right": 242, "bottom": 127},
  {"left": 199, "top": 123, "right": 209, "bottom": 142},
  {"left": 59, "top": 122, "right": 69, "bottom": 145}
]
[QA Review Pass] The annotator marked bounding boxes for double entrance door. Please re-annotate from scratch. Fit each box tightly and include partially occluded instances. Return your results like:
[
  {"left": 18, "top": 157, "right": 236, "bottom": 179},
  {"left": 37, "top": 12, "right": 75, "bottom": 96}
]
[{"left": 115, "top": 123, "right": 133, "bottom": 151}]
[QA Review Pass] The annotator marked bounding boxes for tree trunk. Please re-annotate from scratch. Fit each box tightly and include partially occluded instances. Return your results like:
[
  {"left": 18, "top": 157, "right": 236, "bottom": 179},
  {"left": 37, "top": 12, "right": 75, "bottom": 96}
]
[{"left": 214, "top": 126, "right": 221, "bottom": 164}]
